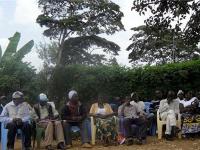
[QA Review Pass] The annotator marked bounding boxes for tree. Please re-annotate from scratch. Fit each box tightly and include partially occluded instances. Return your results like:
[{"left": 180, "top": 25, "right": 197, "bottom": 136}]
[
  {"left": 127, "top": 25, "right": 200, "bottom": 65},
  {"left": 37, "top": 35, "right": 120, "bottom": 66},
  {"left": 37, "top": 0, "right": 124, "bottom": 65},
  {"left": 132, "top": 0, "right": 200, "bottom": 47}
]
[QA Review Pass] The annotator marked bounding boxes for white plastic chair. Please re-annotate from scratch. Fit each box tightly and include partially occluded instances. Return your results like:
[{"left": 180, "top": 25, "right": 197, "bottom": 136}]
[{"left": 157, "top": 110, "right": 181, "bottom": 139}]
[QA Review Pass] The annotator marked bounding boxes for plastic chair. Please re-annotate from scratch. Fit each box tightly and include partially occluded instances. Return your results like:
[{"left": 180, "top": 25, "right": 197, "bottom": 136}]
[
  {"left": 91, "top": 116, "right": 117, "bottom": 145},
  {"left": 157, "top": 110, "right": 181, "bottom": 139},
  {"left": 1, "top": 122, "right": 24, "bottom": 150}
]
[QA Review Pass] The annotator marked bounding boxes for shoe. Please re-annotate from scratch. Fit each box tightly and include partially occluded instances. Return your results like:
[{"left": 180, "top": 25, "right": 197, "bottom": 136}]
[
  {"left": 66, "top": 144, "right": 72, "bottom": 149},
  {"left": 57, "top": 142, "right": 65, "bottom": 149},
  {"left": 24, "top": 147, "right": 32, "bottom": 150},
  {"left": 82, "top": 143, "right": 92, "bottom": 148},
  {"left": 46, "top": 145, "right": 54, "bottom": 150},
  {"left": 125, "top": 138, "right": 133, "bottom": 146},
  {"left": 136, "top": 138, "right": 143, "bottom": 145},
  {"left": 165, "top": 134, "right": 173, "bottom": 141},
  {"left": 117, "top": 134, "right": 126, "bottom": 145},
  {"left": 171, "top": 126, "right": 181, "bottom": 137}
]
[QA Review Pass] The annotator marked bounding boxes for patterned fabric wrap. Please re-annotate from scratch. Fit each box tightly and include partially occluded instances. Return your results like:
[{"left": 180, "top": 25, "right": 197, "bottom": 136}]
[
  {"left": 95, "top": 116, "right": 117, "bottom": 142},
  {"left": 182, "top": 113, "right": 200, "bottom": 134}
]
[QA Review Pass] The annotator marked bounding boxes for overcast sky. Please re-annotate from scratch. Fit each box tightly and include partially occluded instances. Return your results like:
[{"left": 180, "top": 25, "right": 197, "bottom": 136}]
[{"left": 0, "top": 0, "right": 147, "bottom": 70}]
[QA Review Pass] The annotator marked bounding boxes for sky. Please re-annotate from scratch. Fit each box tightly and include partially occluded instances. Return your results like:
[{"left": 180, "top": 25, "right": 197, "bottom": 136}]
[{"left": 0, "top": 0, "right": 147, "bottom": 70}]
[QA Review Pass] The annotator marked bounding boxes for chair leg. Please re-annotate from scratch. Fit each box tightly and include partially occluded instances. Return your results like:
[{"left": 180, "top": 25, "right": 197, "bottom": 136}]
[
  {"left": 157, "top": 124, "right": 162, "bottom": 139},
  {"left": 177, "top": 122, "right": 182, "bottom": 139},
  {"left": 91, "top": 126, "right": 96, "bottom": 145}
]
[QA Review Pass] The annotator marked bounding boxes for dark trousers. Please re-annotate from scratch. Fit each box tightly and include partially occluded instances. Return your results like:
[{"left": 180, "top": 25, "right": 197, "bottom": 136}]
[
  {"left": 63, "top": 119, "right": 90, "bottom": 145},
  {"left": 6, "top": 122, "right": 32, "bottom": 148},
  {"left": 123, "top": 118, "right": 147, "bottom": 139}
]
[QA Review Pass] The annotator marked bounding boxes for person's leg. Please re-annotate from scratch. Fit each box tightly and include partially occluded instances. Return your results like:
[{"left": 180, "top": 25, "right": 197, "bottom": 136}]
[
  {"left": 44, "top": 122, "right": 54, "bottom": 146},
  {"left": 132, "top": 118, "right": 147, "bottom": 140},
  {"left": 165, "top": 110, "right": 176, "bottom": 135},
  {"left": 6, "top": 122, "right": 17, "bottom": 148},
  {"left": 123, "top": 118, "right": 133, "bottom": 138},
  {"left": 62, "top": 121, "right": 72, "bottom": 145},
  {"left": 21, "top": 122, "right": 32, "bottom": 148},
  {"left": 79, "top": 119, "right": 90, "bottom": 144},
  {"left": 54, "top": 121, "right": 65, "bottom": 143},
  {"left": 146, "top": 113, "right": 154, "bottom": 135}
]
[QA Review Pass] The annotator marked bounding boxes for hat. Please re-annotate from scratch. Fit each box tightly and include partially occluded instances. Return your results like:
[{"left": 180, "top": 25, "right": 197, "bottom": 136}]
[
  {"left": 177, "top": 90, "right": 184, "bottom": 96},
  {"left": 130, "top": 92, "right": 136, "bottom": 98},
  {"left": 39, "top": 93, "right": 48, "bottom": 101},
  {"left": 68, "top": 90, "right": 78, "bottom": 100},
  {"left": 12, "top": 91, "right": 24, "bottom": 99}
]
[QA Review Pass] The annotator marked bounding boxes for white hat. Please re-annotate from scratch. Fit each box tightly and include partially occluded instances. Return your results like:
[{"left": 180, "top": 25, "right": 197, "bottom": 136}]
[
  {"left": 177, "top": 90, "right": 184, "bottom": 96},
  {"left": 131, "top": 92, "right": 136, "bottom": 98},
  {"left": 68, "top": 90, "right": 78, "bottom": 99},
  {"left": 39, "top": 93, "right": 48, "bottom": 101},
  {"left": 12, "top": 91, "right": 24, "bottom": 99}
]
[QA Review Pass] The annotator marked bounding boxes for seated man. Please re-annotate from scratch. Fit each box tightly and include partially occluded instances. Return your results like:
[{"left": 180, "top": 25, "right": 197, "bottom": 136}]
[
  {"left": 32, "top": 93, "right": 65, "bottom": 150},
  {"left": 61, "top": 90, "right": 92, "bottom": 148},
  {"left": 118, "top": 96, "right": 147, "bottom": 145},
  {"left": 130, "top": 92, "right": 154, "bottom": 135},
  {"left": 1, "top": 91, "right": 32, "bottom": 150},
  {"left": 159, "top": 91, "right": 180, "bottom": 141}
]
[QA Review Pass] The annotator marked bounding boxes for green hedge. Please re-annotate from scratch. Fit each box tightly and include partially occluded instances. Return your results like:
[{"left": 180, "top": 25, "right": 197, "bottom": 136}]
[{"left": 48, "top": 60, "right": 200, "bottom": 106}]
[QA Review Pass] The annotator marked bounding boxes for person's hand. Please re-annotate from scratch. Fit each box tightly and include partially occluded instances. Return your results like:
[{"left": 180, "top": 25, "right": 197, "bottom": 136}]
[
  {"left": 13, "top": 118, "right": 23, "bottom": 126},
  {"left": 95, "top": 114, "right": 105, "bottom": 119},
  {"left": 124, "top": 102, "right": 130, "bottom": 106},
  {"left": 176, "top": 114, "right": 179, "bottom": 120},
  {"left": 71, "top": 116, "right": 82, "bottom": 121},
  {"left": 13, "top": 118, "right": 18, "bottom": 123}
]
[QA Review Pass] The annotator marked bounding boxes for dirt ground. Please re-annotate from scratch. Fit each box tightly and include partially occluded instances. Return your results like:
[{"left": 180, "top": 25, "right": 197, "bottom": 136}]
[{"left": 12, "top": 136, "right": 200, "bottom": 150}]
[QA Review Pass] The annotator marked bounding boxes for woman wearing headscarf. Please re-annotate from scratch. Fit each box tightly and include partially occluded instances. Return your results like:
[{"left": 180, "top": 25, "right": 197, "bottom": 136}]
[
  {"left": 89, "top": 94, "right": 117, "bottom": 146},
  {"left": 61, "top": 90, "right": 92, "bottom": 148},
  {"left": 180, "top": 91, "right": 200, "bottom": 137}
]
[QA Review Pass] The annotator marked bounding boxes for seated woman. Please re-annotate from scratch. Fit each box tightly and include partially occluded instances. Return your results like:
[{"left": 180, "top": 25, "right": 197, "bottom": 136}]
[
  {"left": 89, "top": 94, "right": 117, "bottom": 146},
  {"left": 180, "top": 91, "right": 200, "bottom": 137}
]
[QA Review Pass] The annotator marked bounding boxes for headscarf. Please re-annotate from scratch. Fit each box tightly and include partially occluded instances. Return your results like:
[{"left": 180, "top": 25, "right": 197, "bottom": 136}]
[
  {"left": 38, "top": 93, "right": 48, "bottom": 101},
  {"left": 177, "top": 90, "right": 184, "bottom": 96},
  {"left": 68, "top": 90, "right": 79, "bottom": 116},
  {"left": 68, "top": 90, "right": 78, "bottom": 100}
]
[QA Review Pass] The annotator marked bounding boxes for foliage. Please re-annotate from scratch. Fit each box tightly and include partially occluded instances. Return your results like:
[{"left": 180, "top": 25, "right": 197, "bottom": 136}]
[
  {"left": 37, "top": 36, "right": 120, "bottom": 66},
  {"left": 0, "top": 32, "right": 38, "bottom": 103},
  {"left": 46, "top": 60, "right": 200, "bottom": 107},
  {"left": 132, "top": 0, "right": 200, "bottom": 46},
  {"left": 37, "top": 0, "right": 124, "bottom": 65},
  {"left": 127, "top": 25, "right": 200, "bottom": 65}
]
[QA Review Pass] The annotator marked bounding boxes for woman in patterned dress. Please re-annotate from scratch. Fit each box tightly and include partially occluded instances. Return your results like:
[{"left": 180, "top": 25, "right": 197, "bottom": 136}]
[{"left": 89, "top": 94, "right": 117, "bottom": 146}]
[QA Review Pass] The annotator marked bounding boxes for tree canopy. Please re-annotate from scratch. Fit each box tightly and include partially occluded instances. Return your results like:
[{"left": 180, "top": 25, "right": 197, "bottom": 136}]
[
  {"left": 37, "top": 0, "right": 124, "bottom": 65},
  {"left": 132, "top": 0, "right": 200, "bottom": 46},
  {"left": 127, "top": 25, "right": 200, "bottom": 65}
]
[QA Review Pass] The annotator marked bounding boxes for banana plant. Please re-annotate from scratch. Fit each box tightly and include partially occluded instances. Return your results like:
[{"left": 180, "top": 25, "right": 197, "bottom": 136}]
[{"left": 0, "top": 32, "right": 34, "bottom": 64}]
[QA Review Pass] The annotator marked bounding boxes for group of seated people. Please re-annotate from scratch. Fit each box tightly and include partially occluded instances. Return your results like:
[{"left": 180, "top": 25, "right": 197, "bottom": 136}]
[{"left": 0, "top": 89, "right": 200, "bottom": 150}]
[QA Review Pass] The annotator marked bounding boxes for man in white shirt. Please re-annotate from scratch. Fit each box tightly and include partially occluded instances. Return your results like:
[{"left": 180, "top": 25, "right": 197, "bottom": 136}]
[
  {"left": 118, "top": 96, "right": 147, "bottom": 145},
  {"left": 1, "top": 91, "right": 32, "bottom": 150},
  {"left": 159, "top": 91, "right": 180, "bottom": 141}
]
